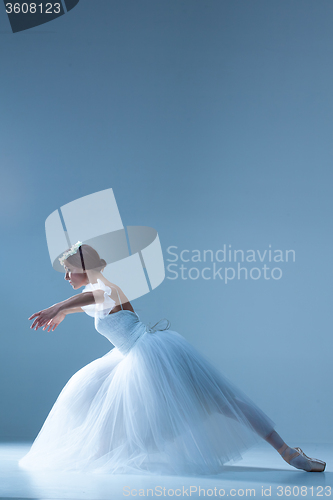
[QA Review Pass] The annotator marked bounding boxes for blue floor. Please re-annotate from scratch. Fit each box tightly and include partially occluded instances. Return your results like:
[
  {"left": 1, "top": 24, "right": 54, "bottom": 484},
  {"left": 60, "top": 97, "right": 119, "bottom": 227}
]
[{"left": 0, "top": 443, "right": 331, "bottom": 499}]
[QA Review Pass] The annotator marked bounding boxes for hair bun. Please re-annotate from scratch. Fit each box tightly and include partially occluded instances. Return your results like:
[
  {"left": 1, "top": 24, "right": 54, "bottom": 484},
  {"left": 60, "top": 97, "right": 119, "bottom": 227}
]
[{"left": 64, "top": 244, "right": 106, "bottom": 271}]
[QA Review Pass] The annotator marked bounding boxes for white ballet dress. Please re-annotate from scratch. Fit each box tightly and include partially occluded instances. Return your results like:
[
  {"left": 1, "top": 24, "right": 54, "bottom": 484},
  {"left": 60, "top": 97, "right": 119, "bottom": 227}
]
[{"left": 19, "top": 279, "right": 275, "bottom": 476}]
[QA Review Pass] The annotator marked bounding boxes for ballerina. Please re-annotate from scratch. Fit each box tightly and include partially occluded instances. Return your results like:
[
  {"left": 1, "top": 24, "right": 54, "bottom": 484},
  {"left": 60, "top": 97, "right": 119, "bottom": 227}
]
[{"left": 19, "top": 242, "right": 326, "bottom": 475}]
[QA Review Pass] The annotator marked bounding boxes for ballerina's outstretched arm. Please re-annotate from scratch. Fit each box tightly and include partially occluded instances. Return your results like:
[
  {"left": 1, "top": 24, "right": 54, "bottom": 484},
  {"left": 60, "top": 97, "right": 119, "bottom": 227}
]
[
  {"left": 29, "top": 290, "right": 105, "bottom": 332},
  {"left": 41, "top": 307, "right": 84, "bottom": 333}
]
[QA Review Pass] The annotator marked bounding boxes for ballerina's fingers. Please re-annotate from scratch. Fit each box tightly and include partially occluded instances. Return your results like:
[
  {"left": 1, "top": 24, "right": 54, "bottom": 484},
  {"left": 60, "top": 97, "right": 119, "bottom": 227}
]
[
  {"left": 43, "top": 320, "right": 53, "bottom": 332},
  {"left": 28, "top": 312, "right": 40, "bottom": 321},
  {"left": 30, "top": 316, "right": 41, "bottom": 330},
  {"left": 37, "top": 319, "right": 50, "bottom": 330},
  {"left": 29, "top": 312, "right": 43, "bottom": 329},
  {"left": 30, "top": 314, "right": 48, "bottom": 331},
  {"left": 44, "top": 319, "right": 58, "bottom": 333}
]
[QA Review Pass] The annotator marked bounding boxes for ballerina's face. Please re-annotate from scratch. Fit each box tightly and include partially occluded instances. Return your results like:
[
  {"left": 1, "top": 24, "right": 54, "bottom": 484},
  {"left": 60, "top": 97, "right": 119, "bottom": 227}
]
[{"left": 64, "top": 262, "right": 89, "bottom": 290}]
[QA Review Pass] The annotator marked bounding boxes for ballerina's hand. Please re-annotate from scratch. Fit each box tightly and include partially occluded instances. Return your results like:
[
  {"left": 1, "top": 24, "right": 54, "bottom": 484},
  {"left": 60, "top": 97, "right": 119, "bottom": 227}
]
[
  {"left": 29, "top": 304, "right": 61, "bottom": 331},
  {"left": 42, "top": 312, "right": 66, "bottom": 333}
]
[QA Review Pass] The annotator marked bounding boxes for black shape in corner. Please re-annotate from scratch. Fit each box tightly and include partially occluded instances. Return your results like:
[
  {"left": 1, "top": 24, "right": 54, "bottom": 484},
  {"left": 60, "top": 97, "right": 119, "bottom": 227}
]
[
  {"left": 3, "top": 0, "right": 80, "bottom": 33},
  {"left": 64, "top": 0, "right": 80, "bottom": 12}
]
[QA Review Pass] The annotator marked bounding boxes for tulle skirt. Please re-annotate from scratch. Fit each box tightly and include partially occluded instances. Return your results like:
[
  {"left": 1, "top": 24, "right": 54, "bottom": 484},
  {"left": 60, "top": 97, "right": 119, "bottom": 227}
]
[{"left": 19, "top": 329, "right": 275, "bottom": 476}]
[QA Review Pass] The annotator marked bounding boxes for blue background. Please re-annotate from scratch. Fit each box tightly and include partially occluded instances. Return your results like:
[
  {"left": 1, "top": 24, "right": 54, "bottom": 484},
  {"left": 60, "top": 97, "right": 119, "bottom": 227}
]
[{"left": 0, "top": 0, "right": 332, "bottom": 444}]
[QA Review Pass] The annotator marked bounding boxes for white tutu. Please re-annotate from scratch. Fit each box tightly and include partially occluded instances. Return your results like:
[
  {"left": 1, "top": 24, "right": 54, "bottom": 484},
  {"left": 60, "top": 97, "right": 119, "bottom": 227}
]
[{"left": 19, "top": 281, "right": 275, "bottom": 476}]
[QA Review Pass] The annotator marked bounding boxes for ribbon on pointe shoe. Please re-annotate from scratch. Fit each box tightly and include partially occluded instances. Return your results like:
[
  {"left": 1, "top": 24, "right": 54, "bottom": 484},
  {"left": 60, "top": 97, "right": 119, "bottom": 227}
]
[
  {"left": 278, "top": 444, "right": 326, "bottom": 472},
  {"left": 294, "top": 447, "right": 326, "bottom": 472},
  {"left": 278, "top": 444, "right": 300, "bottom": 463}
]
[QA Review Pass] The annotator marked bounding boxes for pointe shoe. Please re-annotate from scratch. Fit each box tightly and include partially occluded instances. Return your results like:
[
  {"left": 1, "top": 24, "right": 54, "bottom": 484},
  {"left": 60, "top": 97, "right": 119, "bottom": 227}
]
[
  {"left": 278, "top": 444, "right": 326, "bottom": 472},
  {"left": 294, "top": 447, "right": 326, "bottom": 472}
]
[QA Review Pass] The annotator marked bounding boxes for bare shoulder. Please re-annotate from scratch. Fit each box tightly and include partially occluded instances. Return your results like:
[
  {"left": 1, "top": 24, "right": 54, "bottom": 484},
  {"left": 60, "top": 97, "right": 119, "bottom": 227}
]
[
  {"left": 100, "top": 278, "right": 134, "bottom": 312},
  {"left": 101, "top": 278, "right": 125, "bottom": 298}
]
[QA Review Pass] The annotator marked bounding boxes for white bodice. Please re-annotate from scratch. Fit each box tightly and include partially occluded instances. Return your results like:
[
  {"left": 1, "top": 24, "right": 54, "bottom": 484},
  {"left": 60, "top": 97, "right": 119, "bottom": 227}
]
[
  {"left": 95, "top": 310, "right": 147, "bottom": 355},
  {"left": 80, "top": 279, "right": 169, "bottom": 355}
]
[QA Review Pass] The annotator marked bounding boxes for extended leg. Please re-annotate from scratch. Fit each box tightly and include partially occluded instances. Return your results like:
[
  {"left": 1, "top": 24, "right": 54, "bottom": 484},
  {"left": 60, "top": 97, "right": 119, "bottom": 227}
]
[{"left": 216, "top": 398, "right": 325, "bottom": 472}]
